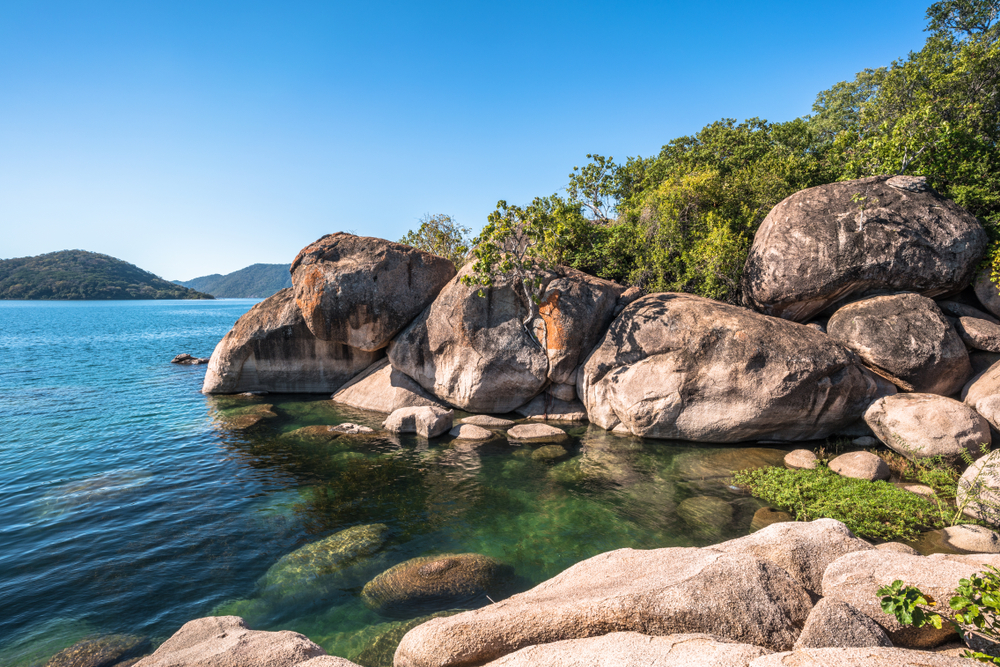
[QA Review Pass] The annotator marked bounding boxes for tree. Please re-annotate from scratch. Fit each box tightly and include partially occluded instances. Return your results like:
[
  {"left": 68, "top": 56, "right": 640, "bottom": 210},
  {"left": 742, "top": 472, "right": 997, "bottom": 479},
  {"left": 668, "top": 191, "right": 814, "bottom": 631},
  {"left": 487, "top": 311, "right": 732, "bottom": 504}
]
[{"left": 398, "top": 214, "right": 472, "bottom": 267}]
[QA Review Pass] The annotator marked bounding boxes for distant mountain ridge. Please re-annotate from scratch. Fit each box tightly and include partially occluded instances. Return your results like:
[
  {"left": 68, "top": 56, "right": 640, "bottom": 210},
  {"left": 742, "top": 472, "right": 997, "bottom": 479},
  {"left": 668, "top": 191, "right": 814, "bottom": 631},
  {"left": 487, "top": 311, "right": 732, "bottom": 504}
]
[
  {"left": 175, "top": 263, "right": 291, "bottom": 298},
  {"left": 0, "top": 250, "right": 213, "bottom": 300}
]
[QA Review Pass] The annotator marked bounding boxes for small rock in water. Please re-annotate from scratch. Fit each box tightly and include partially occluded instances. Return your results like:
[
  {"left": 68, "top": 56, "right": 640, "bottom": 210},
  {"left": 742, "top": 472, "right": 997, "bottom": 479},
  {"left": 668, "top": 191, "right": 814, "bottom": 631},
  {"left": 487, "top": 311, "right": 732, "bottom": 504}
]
[
  {"left": 45, "top": 634, "right": 151, "bottom": 667},
  {"left": 532, "top": 445, "right": 569, "bottom": 462},
  {"left": 677, "top": 496, "right": 733, "bottom": 536},
  {"left": 751, "top": 507, "right": 794, "bottom": 532},
  {"left": 784, "top": 450, "right": 817, "bottom": 470},
  {"left": 828, "top": 451, "right": 890, "bottom": 481},
  {"left": 171, "top": 353, "right": 209, "bottom": 364},
  {"left": 507, "top": 423, "right": 568, "bottom": 443},
  {"left": 450, "top": 424, "right": 493, "bottom": 440},
  {"left": 460, "top": 415, "right": 515, "bottom": 428},
  {"left": 330, "top": 423, "right": 374, "bottom": 434}
]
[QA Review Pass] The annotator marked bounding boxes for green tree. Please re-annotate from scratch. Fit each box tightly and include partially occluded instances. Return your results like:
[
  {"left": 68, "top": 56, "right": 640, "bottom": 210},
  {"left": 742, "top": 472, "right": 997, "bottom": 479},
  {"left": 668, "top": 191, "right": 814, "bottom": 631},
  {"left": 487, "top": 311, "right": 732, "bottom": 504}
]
[{"left": 398, "top": 214, "right": 472, "bottom": 267}]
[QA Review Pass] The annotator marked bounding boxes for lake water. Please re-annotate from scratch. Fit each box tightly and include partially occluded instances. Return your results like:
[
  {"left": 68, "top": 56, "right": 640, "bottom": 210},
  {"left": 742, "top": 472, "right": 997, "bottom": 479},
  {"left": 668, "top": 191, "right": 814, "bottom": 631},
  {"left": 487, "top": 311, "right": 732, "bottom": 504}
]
[{"left": 0, "top": 300, "right": 787, "bottom": 666}]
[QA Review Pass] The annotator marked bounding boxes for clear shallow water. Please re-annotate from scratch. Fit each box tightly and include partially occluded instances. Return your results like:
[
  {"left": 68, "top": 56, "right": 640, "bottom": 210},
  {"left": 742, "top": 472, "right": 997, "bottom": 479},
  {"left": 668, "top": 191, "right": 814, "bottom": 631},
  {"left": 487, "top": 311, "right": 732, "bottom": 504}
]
[{"left": 0, "top": 300, "right": 788, "bottom": 666}]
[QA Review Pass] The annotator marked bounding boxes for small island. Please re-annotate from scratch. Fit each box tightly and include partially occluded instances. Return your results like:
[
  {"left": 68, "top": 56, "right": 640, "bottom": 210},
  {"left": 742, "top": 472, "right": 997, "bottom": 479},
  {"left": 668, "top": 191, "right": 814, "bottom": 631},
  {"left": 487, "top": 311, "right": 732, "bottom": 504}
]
[{"left": 0, "top": 250, "right": 214, "bottom": 300}]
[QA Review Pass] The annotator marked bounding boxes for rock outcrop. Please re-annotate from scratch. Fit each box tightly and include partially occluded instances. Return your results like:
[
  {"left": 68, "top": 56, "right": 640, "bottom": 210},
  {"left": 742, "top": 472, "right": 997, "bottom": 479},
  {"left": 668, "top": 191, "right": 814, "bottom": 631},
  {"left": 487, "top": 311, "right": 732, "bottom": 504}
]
[
  {"left": 290, "top": 233, "right": 455, "bottom": 351},
  {"left": 864, "top": 393, "right": 989, "bottom": 461},
  {"left": 826, "top": 293, "right": 971, "bottom": 395},
  {"left": 741, "top": 175, "right": 988, "bottom": 322},
  {"left": 202, "top": 289, "right": 381, "bottom": 394},
  {"left": 792, "top": 598, "right": 893, "bottom": 649},
  {"left": 389, "top": 264, "right": 624, "bottom": 413},
  {"left": 331, "top": 358, "right": 444, "bottom": 413},
  {"left": 578, "top": 293, "right": 892, "bottom": 441},
  {"left": 393, "top": 547, "right": 813, "bottom": 666}
]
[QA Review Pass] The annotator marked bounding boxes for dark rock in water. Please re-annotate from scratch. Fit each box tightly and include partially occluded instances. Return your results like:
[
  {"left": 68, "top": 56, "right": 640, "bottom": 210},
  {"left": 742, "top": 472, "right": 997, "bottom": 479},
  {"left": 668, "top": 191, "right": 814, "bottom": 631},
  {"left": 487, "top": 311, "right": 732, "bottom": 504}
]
[
  {"left": 170, "top": 354, "right": 209, "bottom": 365},
  {"left": 45, "top": 634, "right": 150, "bottom": 667},
  {"left": 677, "top": 496, "right": 733, "bottom": 537},
  {"left": 291, "top": 233, "right": 456, "bottom": 351},
  {"left": 580, "top": 293, "right": 892, "bottom": 441},
  {"left": 361, "top": 553, "right": 511, "bottom": 617},
  {"left": 215, "top": 403, "right": 278, "bottom": 430},
  {"left": 261, "top": 524, "right": 390, "bottom": 594},
  {"left": 741, "top": 175, "right": 987, "bottom": 322},
  {"left": 827, "top": 293, "right": 971, "bottom": 395},
  {"left": 353, "top": 611, "right": 458, "bottom": 667},
  {"left": 202, "top": 288, "right": 382, "bottom": 394},
  {"left": 280, "top": 425, "right": 345, "bottom": 443}
]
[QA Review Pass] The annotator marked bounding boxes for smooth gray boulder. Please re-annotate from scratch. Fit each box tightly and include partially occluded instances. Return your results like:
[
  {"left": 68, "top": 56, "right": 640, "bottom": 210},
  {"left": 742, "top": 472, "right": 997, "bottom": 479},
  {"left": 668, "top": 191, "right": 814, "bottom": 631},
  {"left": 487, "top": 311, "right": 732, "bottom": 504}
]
[
  {"left": 711, "top": 519, "right": 873, "bottom": 595},
  {"left": 748, "top": 647, "right": 972, "bottom": 666},
  {"left": 793, "top": 598, "right": 893, "bottom": 649},
  {"left": 955, "top": 316, "right": 1000, "bottom": 352},
  {"left": 202, "top": 289, "right": 382, "bottom": 394},
  {"left": 481, "top": 632, "right": 772, "bottom": 667},
  {"left": 383, "top": 406, "right": 453, "bottom": 438},
  {"left": 460, "top": 415, "right": 515, "bottom": 428},
  {"left": 957, "top": 451, "right": 1000, "bottom": 524},
  {"left": 507, "top": 423, "right": 568, "bottom": 443},
  {"left": 937, "top": 300, "right": 1000, "bottom": 324},
  {"left": 389, "top": 264, "right": 624, "bottom": 413},
  {"left": 864, "top": 393, "right": 989, "bottom": 462},
  {"left": 290, "top": 233, "right": 455, "bottom": 351},
  {"left": 741, "top": 175, "right": 987, "bottom": 322},
  {"left": 827, "top": 293, "right": 971, "bottom": 395},
  {"left": 331, "top": 358, "right": 444, "bottom": 413},
  {"left": 133, "top": 616, "right": 332, "bottom": 667},
  {"left": 828, "top": 451, "right": 890, "bottom": 481},
  {"left": 785, "top": 450, "right": 818, "bottom": 470},
  {"left": 393, "top": 548, "right": 814, "bottom": 666},
  {"left": 975, "top": 271, "right": 1000, "bottom": 319},
  {"left": 578, "top": 293, "right": 892, "bottom": 442}
]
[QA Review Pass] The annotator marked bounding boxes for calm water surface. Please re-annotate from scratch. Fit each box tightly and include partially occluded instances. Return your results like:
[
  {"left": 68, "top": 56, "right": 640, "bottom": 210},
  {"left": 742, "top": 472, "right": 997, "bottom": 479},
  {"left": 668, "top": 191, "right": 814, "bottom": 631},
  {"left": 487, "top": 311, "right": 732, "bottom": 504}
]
[{"left": 0, "top": 300, "right": 786, "bottom": 666}]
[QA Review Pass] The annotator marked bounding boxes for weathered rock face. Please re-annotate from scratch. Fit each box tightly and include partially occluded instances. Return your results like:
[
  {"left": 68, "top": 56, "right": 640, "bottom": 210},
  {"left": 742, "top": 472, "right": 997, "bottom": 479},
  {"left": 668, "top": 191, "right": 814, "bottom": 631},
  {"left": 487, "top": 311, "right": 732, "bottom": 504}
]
[
  {"left": 748, "top": 647, "right": 972, "bottom": 666},
  {"left": 793, "top": 598, "right": 893, "bottom": 650},
  {"left": 827, "top": 293, "right": 971, "bottom": 395},
  {"left": 711, "top": 519, "right": 873, "bottom": 596},
  {"left": 202, "top": 289, "right": 382, "bottom": 394},
  {"left": 389, "top": 264, "right": 624, "bottom": 413},
  {"left": 133, "top": 616, "right": 330, "bottom": 667},
  {"left": 742, "top": 175, "right": 988, "bottom": 322},
  {"left": 578, "top": 293, "right": 892, "bottom": 442},
  {"left": 290, "top": 233, "right": 456, "bottom": 351},
  {"left": 481, "top": 632, "right": 773, "bottom": 667},
  {"left": 331, "top": 359, "right": 444, "bottom": 413},
  {"left": 393, "top": 548, "right": 814, "bottom": 666},
  {"left": 963, "top": 364, "right": 1000, "bottom": 431},
  {"left": 864, "top": 393, "right": 989, "bottom": 461}
]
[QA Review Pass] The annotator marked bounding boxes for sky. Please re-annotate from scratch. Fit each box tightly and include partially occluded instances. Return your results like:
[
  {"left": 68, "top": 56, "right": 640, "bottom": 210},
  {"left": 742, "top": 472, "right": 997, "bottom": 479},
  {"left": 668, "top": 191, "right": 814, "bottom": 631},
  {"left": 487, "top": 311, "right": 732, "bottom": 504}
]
[{"left": 1, "top": 1, "right": 932, "bottom": 280}]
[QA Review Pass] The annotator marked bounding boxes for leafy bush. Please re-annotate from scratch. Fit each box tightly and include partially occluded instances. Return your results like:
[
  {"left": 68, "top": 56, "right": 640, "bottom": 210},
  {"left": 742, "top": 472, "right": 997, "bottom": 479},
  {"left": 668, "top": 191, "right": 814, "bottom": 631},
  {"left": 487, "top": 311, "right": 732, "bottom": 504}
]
[{"left": 732, "top": 465, "right": 944, "bottom": 541}]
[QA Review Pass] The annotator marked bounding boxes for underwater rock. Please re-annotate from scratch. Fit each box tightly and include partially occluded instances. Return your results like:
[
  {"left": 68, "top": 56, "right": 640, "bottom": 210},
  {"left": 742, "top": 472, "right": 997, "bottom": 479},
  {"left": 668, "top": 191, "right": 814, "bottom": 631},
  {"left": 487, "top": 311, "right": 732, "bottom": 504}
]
[
  {"left": 214, "top": 403, "right": 278, "bottom": 430},
  {"left": 261, "top": 524, "right": 390, "bottom": 594},
  {"left": 280, "top": 425, "right": 344, "bottom": 443},
  {"left": 531, "top": 445, "right": 569, "bottom": 462},
  {"left": 676, "top": 448, "right": 787, "bottom": 482},
  {"left": 361, "top": 553, "right": 511, "bottom": 617},
  {"left": 353, "top": 612, "right": 458, "bottom": 667},
  {"left": 45, "top": 634, "right": 151, "bottom": 667},
  {"left": 329, "top": 423, "right": 375, "bottom": 434},
  {"left": 750, "top": 507, "right": 794, "bottom": 532},
  {"left": 677, "top": 496, "right": 733, "bottom": 536}
]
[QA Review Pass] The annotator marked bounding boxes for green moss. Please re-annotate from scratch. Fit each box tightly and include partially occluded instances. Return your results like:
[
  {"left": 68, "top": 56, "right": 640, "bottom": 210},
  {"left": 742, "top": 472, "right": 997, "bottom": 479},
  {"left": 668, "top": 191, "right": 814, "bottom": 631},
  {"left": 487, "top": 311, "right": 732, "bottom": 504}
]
[{"left": 733, "top": 465, "right": 945, "bottom": 541}]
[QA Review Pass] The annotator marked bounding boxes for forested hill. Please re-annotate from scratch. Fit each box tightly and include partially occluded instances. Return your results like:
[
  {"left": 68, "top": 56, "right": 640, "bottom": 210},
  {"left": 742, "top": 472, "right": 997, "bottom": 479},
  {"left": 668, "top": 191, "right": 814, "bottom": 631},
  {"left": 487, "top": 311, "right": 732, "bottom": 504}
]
[
  {"left": 175, "top": 263, "right": 291, "bottom": 298},
  {"left": 0, "top": 250, "right": 214, "bottom": 300}
]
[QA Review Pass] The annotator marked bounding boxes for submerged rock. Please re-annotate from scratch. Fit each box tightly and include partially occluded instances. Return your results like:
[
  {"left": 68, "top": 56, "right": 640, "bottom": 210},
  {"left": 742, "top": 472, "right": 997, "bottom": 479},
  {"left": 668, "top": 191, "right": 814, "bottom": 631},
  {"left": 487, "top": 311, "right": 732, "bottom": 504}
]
[
  {"left": 171, "top": 353, "right": 209, "bottom": 365},
  {"left": 280, "top": 425, "right": 345, "bottom": 444},
  {"left": 531, "top": 445, "right": 569, "bottom": 462},
  {"left": 328, "top": 423, "right": 374, "bottom": 435},
  {"left": 677, "top": 496, "right": 733, "bottom": 537},
  {"left": 261, "top": 524, "right": 389, "bottom": 593},
  {"left": 46, "top": 634, "right": 151, "bottom": 667},
  {"left": 750, "top": 507, "right": 794, "bottom": 532}
]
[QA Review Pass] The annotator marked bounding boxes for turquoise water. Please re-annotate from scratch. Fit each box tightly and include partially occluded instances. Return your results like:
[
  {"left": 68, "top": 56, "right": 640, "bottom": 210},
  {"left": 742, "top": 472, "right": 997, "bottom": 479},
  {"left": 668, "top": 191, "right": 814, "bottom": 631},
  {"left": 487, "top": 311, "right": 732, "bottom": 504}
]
[{"left": 0, "top": 300, "right": 784, "bottom": 666}]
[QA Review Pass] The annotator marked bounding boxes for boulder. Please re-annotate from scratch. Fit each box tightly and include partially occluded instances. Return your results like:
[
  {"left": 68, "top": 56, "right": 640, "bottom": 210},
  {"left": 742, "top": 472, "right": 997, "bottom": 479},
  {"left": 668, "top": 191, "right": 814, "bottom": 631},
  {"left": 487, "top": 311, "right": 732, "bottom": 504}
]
[
  {"left": 513, "top": 394, "right": 587, "bottom": 422},
  {"left": 449, "top": 424, "right": 494, "bottom": 440},
  {"left": 547, "top": 383, "right": 578, "bottom": 401},
  {"left": 793, "top": 598, "right": 892, "bottom": 649},
  {"left": 480, "top": 632, "right": 772, "bottom": 667},
  {"left": 748, "top": 647, "right": 972, "bottom": 666},
  {"left": 132, "top": 616, "right": 328, "bottom": 667},
  {"left": 383, "top": 406, "right": 453, "bottom": 438},
  {"left": 329, "top": 423, "right": 373, "bottom": 434},
  {"left": 280, "top": 425, "right": 345, "bottom": 443},
  {"left": 957, "top": 451, "right": 1000, "bottom": 524},
  {"left": 750, "top": 507, "right": 794, "bottom": 532},
  {"left": 864, "top": 393, "right": 989, "bottom": 462},
  {"left": 822, "top": 550, "right": 996, "bottom": 647},
  {"left": 202, "top": 289, "right": 382, "bottom": 394},
  {"left": 741, "top": 175, "right": 988, "bottom": 322},
  {"left": 962, "top": 364, "right": 1000, "bottom": 431},
  {"left": 531, "top": 445, "right": 569, "bottom": 461},
  {"left": 712, "top": 519, "right": 873, "bottom": 595},
  {"left": 290, "top": 233, "right": 455, "bottom": 351},
  {"left": 388, "top": 264, "right": 624, "bottom": 413},
  {"left": 918, "top": 525, "right": 1000, "bottom": 554},
  {"left": 578, "top": 293, "right": 892, "bottom": 442},
  {"left": 171, "top": 353, "right": 209, "bottom": 365},
  {"left": 361, "top": 553, "right": 511, "bottom": 617},
  {"left": 970, "top": 351, "right": 1000, "bottom": 375},
  {"left": 877, "top": 543, "right": 921, "bottom": 555},
  {"left": 955, "top": 316, "right": 1000, "bottom": 352},
  {"left": 785, "top": 450, "right": 818, "bottom": 470},
  {"left": 937, "top": 300, "right": 1000, "bottom": 325},
  {"left": 46, "top": 634, "right": 151, "bottom": 667},
  {"left": 975, "top": 271, "right": 1000, "bottom": 319},
  {"left": 826, "top": 293, "right": 971, "bottom": 395},
  {"left": 460, "top": 415, "right": 515, "bottom": 428},
  {"left": 897, "top": 483, "right": 937, "bottom": 500},
  {"left": 331, "top": 359, "right": 444, "bottom": 413},
  {"left": 393, "top": 548, "right": 814, "bottom": 666},
  {"left": 828, "top": 451, "right": 890, "bottom": 481},
  {"left": 507, "top": 424, "right": 568, "bottom": 443}
]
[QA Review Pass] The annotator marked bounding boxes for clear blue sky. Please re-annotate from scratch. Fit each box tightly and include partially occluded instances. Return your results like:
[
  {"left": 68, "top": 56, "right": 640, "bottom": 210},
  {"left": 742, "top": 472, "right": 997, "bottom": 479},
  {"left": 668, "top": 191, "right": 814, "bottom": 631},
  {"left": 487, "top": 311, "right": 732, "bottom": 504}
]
[{"left": 1, "top": 1, "right": 930, "bottom": 280}]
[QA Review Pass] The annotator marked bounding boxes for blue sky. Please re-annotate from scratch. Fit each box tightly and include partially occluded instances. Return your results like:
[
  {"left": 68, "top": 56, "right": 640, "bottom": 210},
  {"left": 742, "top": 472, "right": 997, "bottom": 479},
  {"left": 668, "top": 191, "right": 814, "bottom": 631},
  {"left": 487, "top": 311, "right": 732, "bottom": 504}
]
[{"left": 1, "top": 1, "right": 930, "bottom": 280}]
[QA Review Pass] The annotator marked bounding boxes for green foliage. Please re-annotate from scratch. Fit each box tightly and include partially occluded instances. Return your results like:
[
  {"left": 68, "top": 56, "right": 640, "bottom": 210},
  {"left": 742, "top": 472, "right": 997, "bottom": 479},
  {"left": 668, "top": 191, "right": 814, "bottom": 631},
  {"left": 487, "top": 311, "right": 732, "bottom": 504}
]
[
  {"left": 176, "top": 263, "right": 291, "bottom": 298},
  {"left": 0, "top": 250, "right": 213, "bottom": 300},
  {"left": 399, "top": 214, "right": 472, "bottom": 267},
  {"left": 878, "top": 565, "right": 1000, "bottom": 664},
  {"left": 732, "top": 465, "right": 944, "bottom": 541}
]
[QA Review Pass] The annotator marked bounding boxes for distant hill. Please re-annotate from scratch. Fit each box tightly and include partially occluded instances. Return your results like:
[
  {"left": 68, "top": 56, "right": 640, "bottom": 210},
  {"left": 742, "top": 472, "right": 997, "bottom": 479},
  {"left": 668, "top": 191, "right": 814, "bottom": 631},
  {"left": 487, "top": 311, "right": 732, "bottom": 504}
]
[
  {"left": 175, "top": 263, "right": 292, "bottom": 298},
  {"left": 0, "top": 250, "right": 214, "bottom": 300}
]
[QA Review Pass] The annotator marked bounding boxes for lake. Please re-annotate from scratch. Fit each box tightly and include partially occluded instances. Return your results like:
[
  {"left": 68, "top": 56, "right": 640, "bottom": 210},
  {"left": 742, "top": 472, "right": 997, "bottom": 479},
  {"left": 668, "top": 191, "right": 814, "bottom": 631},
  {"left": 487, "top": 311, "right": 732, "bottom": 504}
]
[{"left": 0, "top": 299, "right": 786, "bottom": 666}]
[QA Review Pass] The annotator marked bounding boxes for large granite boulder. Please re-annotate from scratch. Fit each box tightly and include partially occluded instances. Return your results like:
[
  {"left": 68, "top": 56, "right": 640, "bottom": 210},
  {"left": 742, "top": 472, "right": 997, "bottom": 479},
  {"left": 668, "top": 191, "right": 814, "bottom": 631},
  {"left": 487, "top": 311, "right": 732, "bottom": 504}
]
[
  {"left": 133, "top": 616, "right": 338, "bottom": 667},
  {"left": 481, "top": 632, "right": 772, "bottom": 667},
  {"left": 577, "top": 293, "right": 892, "bottom": 441},
  {"left": 748, "top": 647, "right": 972, "bottom": 666},
  {"left": 393, "top": 547, "right": 814, "bottom": 666},
  {"left": 864, "top": 393, "right": 989, "bottom": 461},
  {"left": 827, "top": 293, "right": 971, "bottom": 395},
  {"left": 963, "top": 364, "right": 1000, "bottom": 431},
  {"left": 389, "top": 264, "right": 624, "bottom": 413},
  {"left": 793, "top": 598, "right": 893, "bottom": 649},
  {"left": 742, "top": 175, "right": 988, "bottom": 322},
  {"left": 290, "top": 233, "right": 455, "bottom": 351},
  {"left": 202, "top": 289, "right": 382, "bottom": 394},
  {"left": 331, "top": 359, "right": 444, "bottom": 413},
  {"left": 710, "top": 519, "right": 873, "bottom": 595}
]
